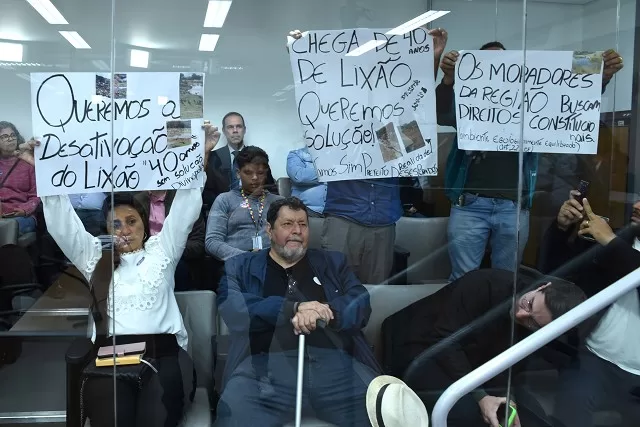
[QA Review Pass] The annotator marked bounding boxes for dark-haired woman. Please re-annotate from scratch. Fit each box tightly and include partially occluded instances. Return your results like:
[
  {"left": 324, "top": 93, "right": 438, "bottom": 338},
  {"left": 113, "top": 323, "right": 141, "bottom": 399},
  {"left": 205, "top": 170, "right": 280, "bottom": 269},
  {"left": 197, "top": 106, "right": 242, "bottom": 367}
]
[
  {"left": 21, "top": 125, "right": 219, "bottom": 427},
  {"left": 0, "top": 121, "right": 39, "bottom": 235},
  {"left": 205, "top": 146, "right": 282, "bottom": 261}
]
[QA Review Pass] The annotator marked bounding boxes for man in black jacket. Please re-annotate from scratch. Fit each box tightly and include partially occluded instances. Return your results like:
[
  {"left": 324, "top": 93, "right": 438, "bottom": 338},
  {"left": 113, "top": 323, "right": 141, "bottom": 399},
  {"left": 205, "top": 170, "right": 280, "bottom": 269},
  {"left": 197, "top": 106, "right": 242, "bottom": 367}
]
[
  {"left": 203, "top": 112, "right": 277, "bottom": 207},
  {"left": 404, "top": 268, "right": 585, "bottom": 427},
  {"left": 538, "top": 192, "right": 640, "bottom": 427}
]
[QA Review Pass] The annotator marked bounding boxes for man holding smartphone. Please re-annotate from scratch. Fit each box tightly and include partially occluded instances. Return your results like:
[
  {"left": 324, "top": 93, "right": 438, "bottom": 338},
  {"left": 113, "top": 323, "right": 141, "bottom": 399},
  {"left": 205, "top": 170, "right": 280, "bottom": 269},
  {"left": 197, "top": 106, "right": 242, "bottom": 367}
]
[{"left": 539, "top": 192, "right": 640, "bottom": 427}]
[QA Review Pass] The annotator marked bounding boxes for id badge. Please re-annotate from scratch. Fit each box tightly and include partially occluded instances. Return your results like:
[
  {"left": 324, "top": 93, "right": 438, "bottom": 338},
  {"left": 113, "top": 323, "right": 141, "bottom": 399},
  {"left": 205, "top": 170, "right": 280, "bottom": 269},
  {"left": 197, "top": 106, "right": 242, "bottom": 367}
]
[{"left": 252, "top": 235, "right": 263, "bottom": 250}]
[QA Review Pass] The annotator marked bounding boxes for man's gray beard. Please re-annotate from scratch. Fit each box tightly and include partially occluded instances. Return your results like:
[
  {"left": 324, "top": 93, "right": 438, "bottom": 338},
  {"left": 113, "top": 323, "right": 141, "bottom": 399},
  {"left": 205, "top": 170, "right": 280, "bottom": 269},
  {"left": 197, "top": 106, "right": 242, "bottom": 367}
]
[{"left": 272, "top": 240, "right": 307, "bottom": 263}]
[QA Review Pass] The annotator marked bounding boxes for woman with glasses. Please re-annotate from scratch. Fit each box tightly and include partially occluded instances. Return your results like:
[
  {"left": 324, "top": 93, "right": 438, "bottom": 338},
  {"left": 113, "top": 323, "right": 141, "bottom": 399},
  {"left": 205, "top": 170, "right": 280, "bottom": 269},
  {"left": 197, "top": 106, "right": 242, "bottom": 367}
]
[{"left": 0, "top": 121, "right": 39, "bottom": 235}]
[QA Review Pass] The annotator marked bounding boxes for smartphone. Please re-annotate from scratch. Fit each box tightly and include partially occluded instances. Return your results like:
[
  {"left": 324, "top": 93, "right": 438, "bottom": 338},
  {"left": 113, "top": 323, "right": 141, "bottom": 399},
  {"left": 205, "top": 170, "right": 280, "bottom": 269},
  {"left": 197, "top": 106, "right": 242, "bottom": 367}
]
[
  {"left": 497, "top": 403, "right": 518, "bottom": 427},
  {"left": 577, "top": 180, "right": 590, "bottom": 205},
  {"left": 97, "top": 342, "right": 146, "bottom": 358}
]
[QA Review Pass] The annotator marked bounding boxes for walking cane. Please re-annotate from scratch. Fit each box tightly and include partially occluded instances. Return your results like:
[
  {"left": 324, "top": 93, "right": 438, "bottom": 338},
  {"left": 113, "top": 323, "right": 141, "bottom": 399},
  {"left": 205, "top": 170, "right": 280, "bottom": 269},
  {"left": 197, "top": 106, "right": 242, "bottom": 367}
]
[{"left": 295, "top": 319, "right": 326, "bottom": 427}]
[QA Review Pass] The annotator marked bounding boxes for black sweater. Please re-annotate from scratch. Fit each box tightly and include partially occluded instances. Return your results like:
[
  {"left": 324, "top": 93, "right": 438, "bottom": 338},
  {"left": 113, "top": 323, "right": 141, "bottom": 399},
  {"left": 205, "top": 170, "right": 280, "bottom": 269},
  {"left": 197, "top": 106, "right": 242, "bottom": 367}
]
[
  {"left": 538, "top": 221, "right": 640, "bottom": 299},
  {"left": 538, "top": 221, "right": 640, "bottom": 339},
  {"left": 424, "top": 269, "right": 530, "bottom": 401}
]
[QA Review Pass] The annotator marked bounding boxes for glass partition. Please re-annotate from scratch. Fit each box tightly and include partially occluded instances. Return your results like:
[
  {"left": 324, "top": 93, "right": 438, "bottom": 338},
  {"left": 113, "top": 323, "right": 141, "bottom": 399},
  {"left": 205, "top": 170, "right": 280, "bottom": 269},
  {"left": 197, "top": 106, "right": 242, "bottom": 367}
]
[
  {"left": 0, "top": 0, "right": 117, "bottom": 424},
  {"left": 0, "top": 0, "right": 637, "bottom": 426}
]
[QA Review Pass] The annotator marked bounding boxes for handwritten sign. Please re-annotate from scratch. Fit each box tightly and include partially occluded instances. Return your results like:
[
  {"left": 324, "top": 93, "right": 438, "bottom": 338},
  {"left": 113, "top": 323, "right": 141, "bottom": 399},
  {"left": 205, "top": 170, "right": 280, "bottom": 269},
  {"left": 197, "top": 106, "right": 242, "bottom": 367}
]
[
  {"left": 289, "top": 28, "right": 438, "bottom": 181},
  {"left": 454, "top": 50, "right": 603, "bottom": 154},
  {"left": 30, "top": 72, "right": 206, "bottom": 196}
]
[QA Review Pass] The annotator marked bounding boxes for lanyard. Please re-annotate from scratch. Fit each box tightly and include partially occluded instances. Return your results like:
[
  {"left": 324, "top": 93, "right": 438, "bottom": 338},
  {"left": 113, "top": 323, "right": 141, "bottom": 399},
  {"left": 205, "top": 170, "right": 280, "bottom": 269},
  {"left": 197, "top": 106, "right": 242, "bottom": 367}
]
[{"left": 240, "top": 188, "right": 265, "bottom": 235}]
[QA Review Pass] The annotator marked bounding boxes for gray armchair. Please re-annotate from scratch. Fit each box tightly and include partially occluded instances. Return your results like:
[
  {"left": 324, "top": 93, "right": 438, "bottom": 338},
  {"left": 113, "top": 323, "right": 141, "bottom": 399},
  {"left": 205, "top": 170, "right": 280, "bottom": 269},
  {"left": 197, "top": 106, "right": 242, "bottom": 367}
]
[
  {"left": 175, "top": 290, "right": 217, "bottom": 426},
  {"left": 0, "top": 218, "right": 18, "bottom": 247}
]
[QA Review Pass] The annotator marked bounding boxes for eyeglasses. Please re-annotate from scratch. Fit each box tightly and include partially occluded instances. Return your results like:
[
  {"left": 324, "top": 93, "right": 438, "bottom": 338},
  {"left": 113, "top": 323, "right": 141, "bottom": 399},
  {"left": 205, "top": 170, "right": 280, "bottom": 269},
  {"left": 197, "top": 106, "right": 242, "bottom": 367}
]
[
  {"left": 521, "top": 296, "right": 542, "bottom": 331},
  {"left": 0, "top": 133, "right": 16, "bottom": 142},
  {"left": 287, "top": 272, "right": 298, "bottom": 296}
]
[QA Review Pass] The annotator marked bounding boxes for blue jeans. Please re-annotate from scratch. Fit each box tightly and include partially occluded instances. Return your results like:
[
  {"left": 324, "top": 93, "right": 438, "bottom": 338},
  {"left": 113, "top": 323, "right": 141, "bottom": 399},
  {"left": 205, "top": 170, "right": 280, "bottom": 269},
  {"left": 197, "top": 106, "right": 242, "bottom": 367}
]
[
  {"left": 216, "top": 347, "right": 377, "bottom": 427},
  {"left": 448, "top": 194, "right": 529, "bottom": 281},
  {"left": 14, "top": 216, "right": 36, "bottom": 235}
]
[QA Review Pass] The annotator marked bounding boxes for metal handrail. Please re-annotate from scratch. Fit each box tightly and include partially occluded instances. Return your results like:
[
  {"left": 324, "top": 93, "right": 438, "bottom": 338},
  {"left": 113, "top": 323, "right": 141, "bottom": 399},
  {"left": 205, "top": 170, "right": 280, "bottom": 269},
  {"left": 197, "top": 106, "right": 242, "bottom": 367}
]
[{"left": 431, "top": 267, "right": 640, "bottom": 427}]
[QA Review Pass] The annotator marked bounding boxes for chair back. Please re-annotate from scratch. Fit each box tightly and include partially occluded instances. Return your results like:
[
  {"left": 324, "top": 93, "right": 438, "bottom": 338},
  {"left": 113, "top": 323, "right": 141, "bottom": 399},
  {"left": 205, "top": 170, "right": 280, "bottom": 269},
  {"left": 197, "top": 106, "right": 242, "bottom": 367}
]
[
  {"left": 307, "top": 216, "right": 324, "bottom": 250},
  {"left": 175, "top": 291, "right": 217, "bottom": 396},
  {"left": 277, "top": 177, "right": 292, "bottom": 197},
  {"left": 395, "top": 216, "right": 451, "bottom": 282},
  {"left": 0, "top": 219, "right": 18, "bottom": 247}
]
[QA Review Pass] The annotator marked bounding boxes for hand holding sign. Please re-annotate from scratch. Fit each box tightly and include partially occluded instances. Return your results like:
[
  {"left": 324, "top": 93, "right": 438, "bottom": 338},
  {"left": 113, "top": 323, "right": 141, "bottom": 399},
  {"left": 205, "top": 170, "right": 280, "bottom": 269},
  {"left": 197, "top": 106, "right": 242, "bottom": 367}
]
[
  {"left": 202, "top": 122, "right": 220, "bottom": 152},
  {"left": 202, "top": 121, "right": 220, "bottom": 169},
  {"left": 17, "top": 138, "right": 39, "bottom": 166},
  {"left": 602, "top": 49, "right": 624, "bottom": 82},
  {"left": 428, "top": 28, "right": 448, "bottom": 59},
  {"left": 285, "top": 29, "right": 304, "bottom": 53},
  {"left": 440, "top": 50, "right": 459, "bottom": 86}
]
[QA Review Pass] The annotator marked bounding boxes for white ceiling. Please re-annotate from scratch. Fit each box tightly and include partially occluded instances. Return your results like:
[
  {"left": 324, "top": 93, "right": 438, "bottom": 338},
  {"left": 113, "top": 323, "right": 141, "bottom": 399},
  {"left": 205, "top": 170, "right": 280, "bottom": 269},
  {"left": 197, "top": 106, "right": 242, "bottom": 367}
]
[{"left": 0, "top": 0, "right": 615, "bottom": 75}]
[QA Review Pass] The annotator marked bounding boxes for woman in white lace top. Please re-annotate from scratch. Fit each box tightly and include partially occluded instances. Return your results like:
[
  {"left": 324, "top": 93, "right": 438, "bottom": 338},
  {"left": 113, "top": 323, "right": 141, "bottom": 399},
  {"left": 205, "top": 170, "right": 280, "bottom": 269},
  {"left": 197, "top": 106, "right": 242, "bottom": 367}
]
[{"left": 21, "top": 125, "right": 219, "bottom": 427}]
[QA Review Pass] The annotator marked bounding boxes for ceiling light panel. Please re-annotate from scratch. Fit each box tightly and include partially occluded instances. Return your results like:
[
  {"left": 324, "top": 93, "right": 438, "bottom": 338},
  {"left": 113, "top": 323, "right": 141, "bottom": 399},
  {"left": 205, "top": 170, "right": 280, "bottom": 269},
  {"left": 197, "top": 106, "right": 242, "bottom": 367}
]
[
  {"left": 345, "top": 40, "right": 386, "bottom": 57},
  {"left": 386, "top": 10, "right": 450, "bottom": 36},
  {"left": 204, "top": 0, "right": 232, "bottom": 28},
  {"left": 0, "top": 42, "right": 24, "bottom": 62},
  {"left": 59, "top": 31, "right": 91, "bottom": 49},
  {"left": 199, "top": 34, "right": 220, "bottom": 51},
  {"left": 25, "top": 0, "right": 69, "bottom": 25},
  {"left": 130, "top": 49, "right": 149, "bottom": 68},
  {"left": 344, "top": 10, "right": 450, "bottom": 57}
]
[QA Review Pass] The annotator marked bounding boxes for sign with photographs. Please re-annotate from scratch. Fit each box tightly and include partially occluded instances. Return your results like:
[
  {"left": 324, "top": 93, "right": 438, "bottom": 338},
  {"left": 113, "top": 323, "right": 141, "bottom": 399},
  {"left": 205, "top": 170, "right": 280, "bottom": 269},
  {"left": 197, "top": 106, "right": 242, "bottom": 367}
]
[
  {"left": 30, "top": 72, "right": 205, "bottom": 196},
  {"left": 454, "top": 50, "right": 603, "bottom": 154},
  {"left": 288, "top": 28, "right": 438, "bottom": 181}
]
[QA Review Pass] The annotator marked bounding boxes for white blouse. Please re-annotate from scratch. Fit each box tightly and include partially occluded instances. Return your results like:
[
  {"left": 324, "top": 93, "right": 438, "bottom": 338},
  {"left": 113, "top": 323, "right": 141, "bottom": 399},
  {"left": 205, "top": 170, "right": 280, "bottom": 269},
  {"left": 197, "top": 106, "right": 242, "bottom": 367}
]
[{"left": 42, "top": 188, "right": 203, "bottom": 349}]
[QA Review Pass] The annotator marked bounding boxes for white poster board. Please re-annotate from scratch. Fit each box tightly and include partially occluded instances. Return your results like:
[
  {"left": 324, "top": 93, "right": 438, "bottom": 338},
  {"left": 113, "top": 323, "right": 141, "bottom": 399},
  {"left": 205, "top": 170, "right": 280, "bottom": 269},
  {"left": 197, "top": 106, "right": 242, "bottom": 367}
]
[
  {"left": 454, "top": 50, "right": 603, "bottom": 154},
  {"left": 289, "top": 28, "right": 438, "bottom": 181},
  {"left": 30, "top": 72, "right": 206, "bottom": 196}
]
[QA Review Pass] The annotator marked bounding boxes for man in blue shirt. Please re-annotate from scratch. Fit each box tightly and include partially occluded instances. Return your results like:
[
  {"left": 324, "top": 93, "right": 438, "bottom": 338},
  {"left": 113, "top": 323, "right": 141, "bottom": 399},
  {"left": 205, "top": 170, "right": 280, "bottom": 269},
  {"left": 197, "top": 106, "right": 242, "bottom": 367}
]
[
  {"left": 68, "top": 192, "right": 106, "bottom": 236},
  {"left": 322, "top": 179, "right": 403, "bottom": 284},
  {"left": 286, "top": 147, "right": 326, "bottom": 217}
]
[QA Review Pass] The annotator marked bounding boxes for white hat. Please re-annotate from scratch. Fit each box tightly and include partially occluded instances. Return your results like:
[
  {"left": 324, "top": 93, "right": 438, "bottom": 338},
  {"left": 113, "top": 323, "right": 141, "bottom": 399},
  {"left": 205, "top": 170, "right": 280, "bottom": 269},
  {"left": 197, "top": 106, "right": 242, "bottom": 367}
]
[{"left": 366, "top": 375, "right": 429, "bottom": 427}]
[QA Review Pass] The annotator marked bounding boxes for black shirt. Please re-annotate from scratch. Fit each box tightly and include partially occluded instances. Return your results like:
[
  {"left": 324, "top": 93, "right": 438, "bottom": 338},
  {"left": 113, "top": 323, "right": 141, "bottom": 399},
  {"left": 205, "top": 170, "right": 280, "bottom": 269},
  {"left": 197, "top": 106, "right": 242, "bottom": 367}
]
[
  {"left": 464, "top": 152, "right": 520, "bottom": 201},
  {"left": 423, "top": 269, "right": 529, "bottom": 391},
  {"left": 250, "top": 253, "right": 350, "bottom": 355},
  {"left": 434, "top": 80, "right": 521, "bottom": 202}
]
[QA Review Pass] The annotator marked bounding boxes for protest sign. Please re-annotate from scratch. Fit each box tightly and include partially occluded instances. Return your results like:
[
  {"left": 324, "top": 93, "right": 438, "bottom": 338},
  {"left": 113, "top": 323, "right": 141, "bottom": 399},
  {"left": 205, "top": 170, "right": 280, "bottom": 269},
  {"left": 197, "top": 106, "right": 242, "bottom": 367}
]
[
  {"left": 288, "top": 28, "right": 438, "bottom": 181},
  {"left": 454, "top": 50, "right": 603, "bottom": 154},
  {"left": 30, "top": 72, "right": 206, "bottom": 196}
]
